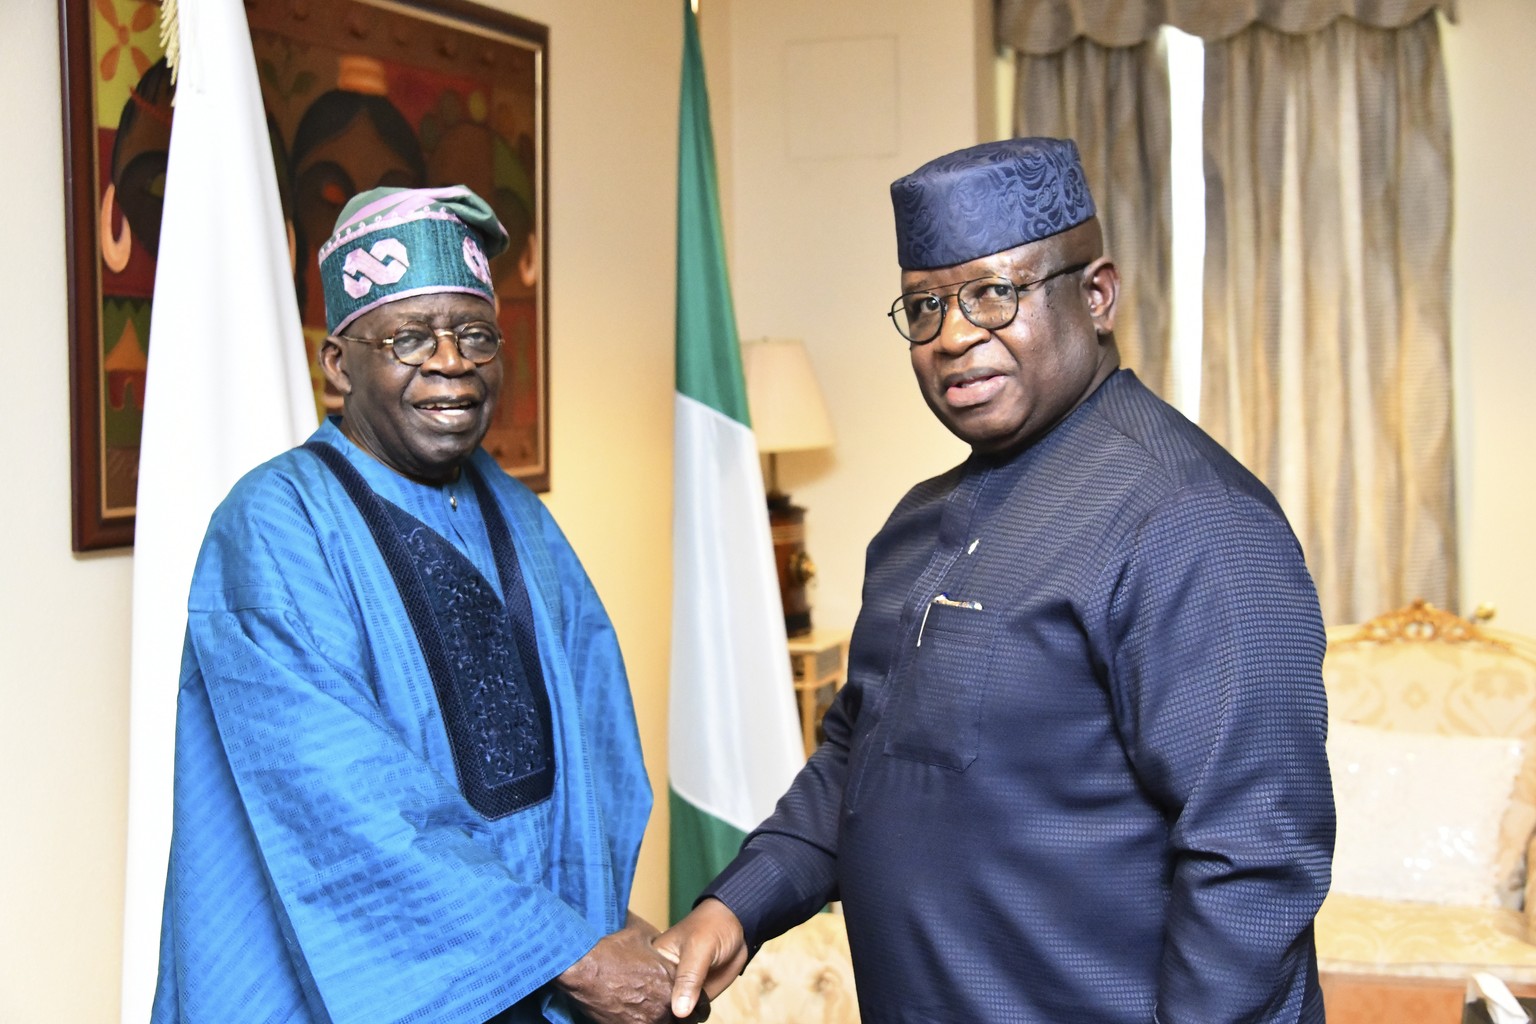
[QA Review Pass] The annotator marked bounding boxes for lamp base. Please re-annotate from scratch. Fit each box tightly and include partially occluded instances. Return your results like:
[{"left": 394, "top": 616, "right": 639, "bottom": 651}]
[{"left": 767, "top": 491, "right": 813, "bottom": 637}]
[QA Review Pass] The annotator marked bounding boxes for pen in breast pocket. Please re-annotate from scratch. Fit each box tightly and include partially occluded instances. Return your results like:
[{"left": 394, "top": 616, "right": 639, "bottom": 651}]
[{"left": 916, "top": 593, "right": 984, "bottom": 647}]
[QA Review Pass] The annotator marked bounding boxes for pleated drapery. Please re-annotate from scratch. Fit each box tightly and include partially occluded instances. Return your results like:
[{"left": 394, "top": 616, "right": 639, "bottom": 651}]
[
  {"left": 998, "top": 0, "right": 1456, "bottom": 51},
  {"left": 1012, "top": 39, "right": 1174, "bottom": 399},
  {"left": 998, "top": 0, "right": 1458, "bottom": 624},
  {"left": 1201, "top": 13, "right": 1455, "bottom": 623}
]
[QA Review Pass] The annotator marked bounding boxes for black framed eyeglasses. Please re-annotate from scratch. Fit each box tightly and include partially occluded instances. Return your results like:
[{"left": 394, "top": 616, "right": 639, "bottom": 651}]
[
  {"left": 329, "top": 320, "right": 503, "bottom": 366},
  {"left": 887, "top": 262, "right": 1090, "bottom": 344}
]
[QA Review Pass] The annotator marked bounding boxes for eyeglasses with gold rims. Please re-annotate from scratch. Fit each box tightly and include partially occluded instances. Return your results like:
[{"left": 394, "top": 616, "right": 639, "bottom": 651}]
[
  {"left": 328, "top": 320, "right": 504, "bottom": 366},
  {"left": 887, "top": 262, "right": 1090, "bottom": 344}
]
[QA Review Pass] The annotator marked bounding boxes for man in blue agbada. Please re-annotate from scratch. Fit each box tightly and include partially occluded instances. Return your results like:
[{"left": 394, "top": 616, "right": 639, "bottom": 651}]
[
  {"left": 152, "top": 186, "right": 674, "bottom": 1024},
  {"left": 660, "top": 139, "right": 1336, "bottom": 1022}
]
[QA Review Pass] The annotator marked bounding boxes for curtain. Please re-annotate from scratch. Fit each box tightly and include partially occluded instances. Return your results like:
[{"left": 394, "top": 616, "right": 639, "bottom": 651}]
[
  {"left": 1200, "top": 12, "right": 1455, "bottom": 624},
  {"left": 1013, "top": 39, "right": 1173, "bottom": 398},
  {"left": 997, "top": 0, "right": 1458, "bottom": 624},
  {"left": 998, "top": 0, "right": 1456, "bottom": 49}
]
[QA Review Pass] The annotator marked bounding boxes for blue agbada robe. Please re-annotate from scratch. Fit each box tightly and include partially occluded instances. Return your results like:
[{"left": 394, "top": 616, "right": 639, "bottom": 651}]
[
  {"left": 707, "top": 370, "right": 1334, "bottom": 1023},
  {"left": 152, "top": 419, "right": 651, "bottom": 1024}
]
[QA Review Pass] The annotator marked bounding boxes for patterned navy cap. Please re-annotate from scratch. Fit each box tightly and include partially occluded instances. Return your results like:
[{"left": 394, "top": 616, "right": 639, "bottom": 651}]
[{"left": 891, "top": 137, "right": 1096, "bottom": 270}]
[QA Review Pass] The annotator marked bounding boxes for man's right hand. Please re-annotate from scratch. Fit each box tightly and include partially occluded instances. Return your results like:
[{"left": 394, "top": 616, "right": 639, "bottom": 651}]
[
  {"left": 553, "top": 916, "right": 676, "bottom": 1024},
  {"left": 652, "top": 898, "right": 749, "bottom": 1019}
]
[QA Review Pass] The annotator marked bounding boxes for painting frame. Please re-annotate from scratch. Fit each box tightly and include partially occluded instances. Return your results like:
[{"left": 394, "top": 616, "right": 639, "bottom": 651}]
[{"left": 59, "top": 0, "right": 551, "bottom": 551}]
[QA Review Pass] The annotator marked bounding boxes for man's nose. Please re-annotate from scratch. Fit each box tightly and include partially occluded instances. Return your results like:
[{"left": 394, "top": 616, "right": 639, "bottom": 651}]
[
  {"left": 932, "top": 297, "right": 988, "bottom": 353},
  {"left": 419, "top": 330, "right": 474, "bottom": 374}
]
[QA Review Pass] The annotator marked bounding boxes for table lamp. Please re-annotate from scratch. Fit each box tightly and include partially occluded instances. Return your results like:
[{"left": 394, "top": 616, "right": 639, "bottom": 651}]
[{"left": 742, "top": 337, "right": 835, "bottom": 637}]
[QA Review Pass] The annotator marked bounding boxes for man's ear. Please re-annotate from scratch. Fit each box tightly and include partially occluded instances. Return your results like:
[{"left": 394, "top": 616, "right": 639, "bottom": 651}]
[
  {"left": 319, "top": 337, "right": 353, "bottom": 397},
  {"left": 1084, "top": 257, "right": 1120, "bottom": 336}
]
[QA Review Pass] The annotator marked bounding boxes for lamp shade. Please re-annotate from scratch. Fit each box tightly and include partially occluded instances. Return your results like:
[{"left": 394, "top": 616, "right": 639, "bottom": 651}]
[{"left": 742, "top": 337, "right": 835, "bottom": 454}]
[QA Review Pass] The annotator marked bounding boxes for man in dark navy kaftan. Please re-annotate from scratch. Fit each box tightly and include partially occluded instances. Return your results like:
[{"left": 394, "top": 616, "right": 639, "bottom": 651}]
[{"left": 660, "top": 139, "right": 1334, "bottom": 1024}]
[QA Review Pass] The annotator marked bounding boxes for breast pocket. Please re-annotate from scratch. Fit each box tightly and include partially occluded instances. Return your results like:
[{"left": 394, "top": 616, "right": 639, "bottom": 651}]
[{"left": 882, "top": 601, "right": 994, "bottom": 772}]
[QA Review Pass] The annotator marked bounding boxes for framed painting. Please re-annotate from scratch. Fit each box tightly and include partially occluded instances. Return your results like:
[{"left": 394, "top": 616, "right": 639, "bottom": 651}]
[{"left": 59, "top": 0, "right": 549, "bottom": 551}]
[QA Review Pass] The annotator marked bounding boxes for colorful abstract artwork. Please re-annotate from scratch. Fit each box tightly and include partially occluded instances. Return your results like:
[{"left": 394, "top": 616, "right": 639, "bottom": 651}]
[{"left": 60, "top": 0, "right": 549, "bottom": 550}]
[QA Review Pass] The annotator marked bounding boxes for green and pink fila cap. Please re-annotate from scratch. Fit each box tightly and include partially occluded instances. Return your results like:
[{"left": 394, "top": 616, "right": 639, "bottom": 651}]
[{"left": 319, "top": 185, "right": 510, "bottom": 335}]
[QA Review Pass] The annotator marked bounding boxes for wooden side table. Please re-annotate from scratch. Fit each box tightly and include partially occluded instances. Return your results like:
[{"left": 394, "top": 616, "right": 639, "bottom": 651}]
[
  {"left": 1320, "top": 972, "right": 1536, "bottom": 1024},
  {"left": 786, "top": 628, "right": 851, "bottom": 758}
]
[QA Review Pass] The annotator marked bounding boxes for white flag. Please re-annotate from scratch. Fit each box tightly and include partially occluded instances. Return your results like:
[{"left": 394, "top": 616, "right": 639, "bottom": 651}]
[{"left": 119, "top": 0, "right": 315, "bottom": 1019}]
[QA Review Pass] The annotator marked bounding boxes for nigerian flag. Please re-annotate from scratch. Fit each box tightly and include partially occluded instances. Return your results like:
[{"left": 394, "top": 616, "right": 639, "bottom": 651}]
[{"left": 668, "top": 0, "right": 804, "bottom": 924}]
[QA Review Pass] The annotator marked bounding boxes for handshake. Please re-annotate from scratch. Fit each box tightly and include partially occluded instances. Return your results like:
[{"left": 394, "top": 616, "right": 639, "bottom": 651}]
[{"left": 554, "top": 899, "right": 747, "bottom": 1024}]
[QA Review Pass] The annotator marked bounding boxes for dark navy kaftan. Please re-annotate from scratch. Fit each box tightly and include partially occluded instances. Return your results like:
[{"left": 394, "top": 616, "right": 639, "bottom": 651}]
[{"left": 708, "top": 370, "right": 1334, "bottom": 1023}]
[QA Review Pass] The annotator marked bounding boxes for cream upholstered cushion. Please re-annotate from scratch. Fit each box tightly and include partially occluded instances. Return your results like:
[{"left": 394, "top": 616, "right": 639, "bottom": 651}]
[
  {"left": 1324, "top": 626, "right": 1536, "bottom": 908},
  {"left": 708, "top": 912, "right": 859, "bottom": 1024},
  {"left": 1327, "top": 721, "right": 1524, "bottom": 906}
]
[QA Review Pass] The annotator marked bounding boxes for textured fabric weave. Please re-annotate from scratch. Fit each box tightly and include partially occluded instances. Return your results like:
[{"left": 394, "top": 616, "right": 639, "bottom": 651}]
[
  {"left": 151, "top": 419, "right": 651, "bottom": 1024},
  {"left": 707, "top": 370, "right": 1333, "bottom": 1023}
]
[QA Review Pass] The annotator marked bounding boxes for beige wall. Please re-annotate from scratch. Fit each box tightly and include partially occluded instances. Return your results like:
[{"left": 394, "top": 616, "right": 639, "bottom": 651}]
[
  {"left": 1, "top": 2, "right": 135, "bottom": 1020},
  {"left": 717, "top": 0, "right": 993, "bottom": 634},
  {"left": 4, "top": 0, "right": 1534, "bottom": 1020},
  {"left": 1443, "top": 0, "right": 1536, "bottom": 637}
]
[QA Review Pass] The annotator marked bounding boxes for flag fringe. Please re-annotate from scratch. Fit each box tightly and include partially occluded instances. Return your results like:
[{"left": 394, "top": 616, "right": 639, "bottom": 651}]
[{"left": 160, "top": 0, "right": 181, "bottom": 84}]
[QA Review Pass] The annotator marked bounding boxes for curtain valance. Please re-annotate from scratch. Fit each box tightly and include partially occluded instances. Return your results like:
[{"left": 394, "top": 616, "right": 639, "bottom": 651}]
[{"left": 997, "top": 0, "right": 1456, "bottom": 53}]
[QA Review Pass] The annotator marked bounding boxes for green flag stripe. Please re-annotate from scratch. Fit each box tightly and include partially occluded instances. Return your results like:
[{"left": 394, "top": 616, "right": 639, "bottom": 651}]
[
  {"left": 668, "top": 788, "right": 748, "bottom": 925},
  {"left": 675, "top": 1, "right": 750, "bottom": 427}
]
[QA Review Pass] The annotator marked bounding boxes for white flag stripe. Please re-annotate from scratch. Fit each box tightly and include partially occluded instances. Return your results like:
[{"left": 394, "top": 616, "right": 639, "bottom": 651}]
[
  {"left": 120, "top": 1, "right": 315, "bottom": 1020},
  {"left": 669, "top": 394, "right": 802, "bottom": 831}
]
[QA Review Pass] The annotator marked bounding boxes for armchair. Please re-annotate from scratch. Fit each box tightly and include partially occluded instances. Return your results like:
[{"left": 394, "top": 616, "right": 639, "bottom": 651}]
[{"left": 1317, "top": 601, "right": 1536, "bottom": 1021}]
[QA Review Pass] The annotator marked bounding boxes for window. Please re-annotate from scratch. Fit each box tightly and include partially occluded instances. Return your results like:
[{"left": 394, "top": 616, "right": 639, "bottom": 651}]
[{"left": 1165, "top": 26, "right": 1204, "bottom": 421}]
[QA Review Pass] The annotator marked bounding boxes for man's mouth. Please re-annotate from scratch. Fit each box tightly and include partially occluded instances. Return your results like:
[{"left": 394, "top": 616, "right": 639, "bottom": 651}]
[
  {"left": 943, "top": 371, "right": 1005, "bottom": 408},
  {"left": 413, "top": 395, "right": 481, "bottom": 427}
]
